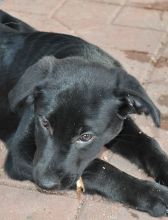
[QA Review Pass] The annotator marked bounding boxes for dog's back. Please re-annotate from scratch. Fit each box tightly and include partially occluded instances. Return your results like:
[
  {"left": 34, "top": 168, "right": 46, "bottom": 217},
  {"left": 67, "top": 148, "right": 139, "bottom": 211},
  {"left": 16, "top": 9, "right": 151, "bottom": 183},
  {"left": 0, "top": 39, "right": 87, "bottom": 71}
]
[{"left": 0, "top": 10, "right": 121, "bottom": 71}]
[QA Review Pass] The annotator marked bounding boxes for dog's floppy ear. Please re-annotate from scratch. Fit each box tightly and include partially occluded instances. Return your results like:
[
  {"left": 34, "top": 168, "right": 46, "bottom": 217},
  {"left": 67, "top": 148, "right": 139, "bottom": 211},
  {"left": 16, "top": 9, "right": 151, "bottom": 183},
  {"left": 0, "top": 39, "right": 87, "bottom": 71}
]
[
  {"left": 114, "top": 70, "right": 160, "bottom": 127},
  {"left": 8, "top": 56, "right": 56, "bottom": 112}
]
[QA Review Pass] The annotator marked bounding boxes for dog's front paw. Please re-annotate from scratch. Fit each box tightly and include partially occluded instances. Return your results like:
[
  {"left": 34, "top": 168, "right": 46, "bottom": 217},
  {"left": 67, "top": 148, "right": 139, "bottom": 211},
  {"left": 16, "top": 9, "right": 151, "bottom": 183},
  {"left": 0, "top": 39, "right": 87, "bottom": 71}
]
[{"left": 144, "top": 182, "right": 168, "bottom": 217}]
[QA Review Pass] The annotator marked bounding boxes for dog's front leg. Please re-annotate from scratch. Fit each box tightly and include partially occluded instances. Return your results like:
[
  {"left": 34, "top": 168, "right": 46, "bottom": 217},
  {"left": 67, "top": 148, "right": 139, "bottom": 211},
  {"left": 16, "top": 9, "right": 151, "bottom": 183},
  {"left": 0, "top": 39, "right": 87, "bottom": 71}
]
[
  {"left": 4, "top": 106, "right": 35, "bottom": 181},
  {"left": 106, "top": 118, "right": 168, "bottom": 187},
  {"left": 82, "top": 159, "right": 168, "bottom": 217}
]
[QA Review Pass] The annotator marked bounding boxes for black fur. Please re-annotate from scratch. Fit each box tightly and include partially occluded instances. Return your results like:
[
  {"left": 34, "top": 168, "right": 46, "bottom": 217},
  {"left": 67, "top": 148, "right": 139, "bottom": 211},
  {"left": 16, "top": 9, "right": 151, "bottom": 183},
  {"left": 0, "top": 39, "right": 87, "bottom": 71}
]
[{"left": 0, "top": 10, "right": 168, "bottom": 217}]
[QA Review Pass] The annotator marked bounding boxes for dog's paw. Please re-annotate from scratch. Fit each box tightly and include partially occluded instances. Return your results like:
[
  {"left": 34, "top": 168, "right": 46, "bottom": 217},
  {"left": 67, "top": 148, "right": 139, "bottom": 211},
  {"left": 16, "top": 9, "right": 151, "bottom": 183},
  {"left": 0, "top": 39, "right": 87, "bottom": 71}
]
[{"left": 144, "top": 182, "right": 168, "bottom": 217}]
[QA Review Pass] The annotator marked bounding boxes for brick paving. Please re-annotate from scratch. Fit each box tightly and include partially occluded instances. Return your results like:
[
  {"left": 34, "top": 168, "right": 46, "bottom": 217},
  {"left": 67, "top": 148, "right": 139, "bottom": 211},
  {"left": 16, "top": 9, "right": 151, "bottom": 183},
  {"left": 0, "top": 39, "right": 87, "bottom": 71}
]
[{"left": 0, "top": 0, "right": 168, "bottom": 219}]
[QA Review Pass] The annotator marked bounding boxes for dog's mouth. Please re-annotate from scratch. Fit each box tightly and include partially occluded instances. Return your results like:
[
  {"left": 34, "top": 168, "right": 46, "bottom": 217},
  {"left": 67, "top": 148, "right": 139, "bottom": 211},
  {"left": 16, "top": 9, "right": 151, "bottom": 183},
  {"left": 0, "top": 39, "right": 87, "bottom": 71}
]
[
  {"left": 36, "top": 176, "right": 85, "bottom": 197},
  {"left": 60, "top": 174, "right": 79, "bottom": 189}
]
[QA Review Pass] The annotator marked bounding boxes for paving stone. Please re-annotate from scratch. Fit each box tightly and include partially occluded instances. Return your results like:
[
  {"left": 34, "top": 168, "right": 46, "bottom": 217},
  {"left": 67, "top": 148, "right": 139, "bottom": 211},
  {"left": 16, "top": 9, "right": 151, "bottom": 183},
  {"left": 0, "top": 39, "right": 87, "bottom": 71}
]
[
  {"left": 114, "top": 6, "right": 168, "bottom": 31},
  {"left": 108, "top": 153, "right": 153, "bottom": 181},
  {"left": 0, "top": 0, "right": 65, "bottom": 16},
  {"left": 0, "top": 185, "right": 80, "bottom": 220},
  {"left": 78, "top": 25, "right": 164, "bottom": 53},
  {"left": 83, "top": 0, "right": 127, "bottom": 5},
  {"left": 78, "top": 199, "right": 167, "bottom": 220},
  {"left": 55, "top": 0, "right": 121, "bottom": 31},
  {"left": 147, "top": 63, "right": 168, "bottom": 84},
  {"left": 146, "top": 83, "right": 168, "bottom": 115},
  {"left": 1, "top": 10, "right": 73, "bottom": 34},
  {"left": 145, "top": 83, "right": 168, "bottom": 134},
  {"left": 107, "top": 48, "right": 153, "bottom": 83},
  {"left": 145, "top": 35, "right": 168, "bottom": 83},
  {"left": 162, "top": 44, "right": 168, "bottom": 57},
  {"left": 128, "top": 0, "right": 168, "bottom": 11},
  {"left": 132, "top": 114, "right": 168, "bottom": 154}
]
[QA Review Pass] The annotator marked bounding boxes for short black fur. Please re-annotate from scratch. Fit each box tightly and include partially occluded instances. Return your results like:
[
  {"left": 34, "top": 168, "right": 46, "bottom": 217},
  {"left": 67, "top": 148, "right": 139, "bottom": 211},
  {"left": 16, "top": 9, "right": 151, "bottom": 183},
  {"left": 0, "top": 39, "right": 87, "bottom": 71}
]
[{"left": 0, "top": 10, "right": 168, "bottom": 217}]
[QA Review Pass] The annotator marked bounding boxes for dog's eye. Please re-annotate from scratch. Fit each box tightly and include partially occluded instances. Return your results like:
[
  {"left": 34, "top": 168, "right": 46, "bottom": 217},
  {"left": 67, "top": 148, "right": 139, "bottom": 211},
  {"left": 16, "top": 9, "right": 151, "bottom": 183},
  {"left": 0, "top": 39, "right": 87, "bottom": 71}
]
[{"left": 79, "top": 134, "right": 94, "bottom": 142}]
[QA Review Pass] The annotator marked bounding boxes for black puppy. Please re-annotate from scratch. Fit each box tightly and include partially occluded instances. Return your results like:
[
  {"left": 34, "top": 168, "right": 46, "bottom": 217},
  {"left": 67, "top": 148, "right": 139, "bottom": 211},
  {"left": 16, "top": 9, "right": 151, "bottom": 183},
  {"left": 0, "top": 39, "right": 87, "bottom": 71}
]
[{"left": 0, "top": 10, "right": 168, "bottom": 217}]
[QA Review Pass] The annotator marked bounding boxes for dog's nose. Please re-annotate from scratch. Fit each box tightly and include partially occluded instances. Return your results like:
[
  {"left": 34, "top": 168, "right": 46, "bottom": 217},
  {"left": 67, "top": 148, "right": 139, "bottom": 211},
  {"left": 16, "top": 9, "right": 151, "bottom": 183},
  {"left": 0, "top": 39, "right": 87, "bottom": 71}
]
[{"left": 36, "top": 177, "right": 60, "bottom": 190}]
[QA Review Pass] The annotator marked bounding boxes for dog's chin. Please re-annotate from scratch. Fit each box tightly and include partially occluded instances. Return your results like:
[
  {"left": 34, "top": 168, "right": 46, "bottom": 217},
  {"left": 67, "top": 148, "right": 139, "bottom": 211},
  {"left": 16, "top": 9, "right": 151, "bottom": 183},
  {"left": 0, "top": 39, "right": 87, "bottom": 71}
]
[{"left": 36, "top": 185, "right": 68, "bottom": 194}]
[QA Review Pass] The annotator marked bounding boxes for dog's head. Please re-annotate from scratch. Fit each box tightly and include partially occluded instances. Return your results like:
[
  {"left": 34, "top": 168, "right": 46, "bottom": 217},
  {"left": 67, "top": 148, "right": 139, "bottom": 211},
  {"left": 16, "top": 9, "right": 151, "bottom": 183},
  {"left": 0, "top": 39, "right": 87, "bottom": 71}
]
[{"left": 8, "top": 56, "right": 160, "bottom": 190}]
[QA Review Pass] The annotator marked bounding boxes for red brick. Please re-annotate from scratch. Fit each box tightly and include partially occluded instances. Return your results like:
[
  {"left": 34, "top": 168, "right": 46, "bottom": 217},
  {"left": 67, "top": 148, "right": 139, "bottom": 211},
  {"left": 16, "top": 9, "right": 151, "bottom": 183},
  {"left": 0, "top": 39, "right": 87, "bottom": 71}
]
[
  {"left": 55, "top": 0, "right": 121, "bottom": 31},
  {"left": 78, "top": 25, "right": 164, "bottom": 53},
  {"left": 0, "top": 185, "right": 80, "bottom": 220},
  {"left": 114, "top": 6, "right": 168, "bottom": 31}
]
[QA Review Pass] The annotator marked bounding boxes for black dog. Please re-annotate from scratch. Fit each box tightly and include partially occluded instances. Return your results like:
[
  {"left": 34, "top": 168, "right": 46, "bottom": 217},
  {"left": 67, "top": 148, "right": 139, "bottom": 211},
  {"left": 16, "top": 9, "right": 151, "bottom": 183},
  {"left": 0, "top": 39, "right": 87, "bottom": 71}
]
[{"left": 0, "top": 10, "right": 168, "bottom": 217}]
